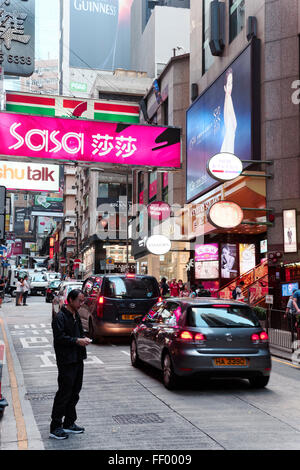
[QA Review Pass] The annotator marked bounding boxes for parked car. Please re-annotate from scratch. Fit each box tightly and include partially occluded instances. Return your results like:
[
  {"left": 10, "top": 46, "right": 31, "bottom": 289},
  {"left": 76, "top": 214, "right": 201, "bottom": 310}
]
[
  {"left": 45, "top": 279, "right": 62, "bottom": 303},
  {"left": 130, "top": 298, "right": 271, "bottom": 390},
  {"left": 52, "top": 281, "right": 83, "bottom": 317},
  {"left": 78, "top": 274, "right": 161, "bottom": 342},
  {"left": 29, "top": 272, "right": 49, "bottom": 296}
]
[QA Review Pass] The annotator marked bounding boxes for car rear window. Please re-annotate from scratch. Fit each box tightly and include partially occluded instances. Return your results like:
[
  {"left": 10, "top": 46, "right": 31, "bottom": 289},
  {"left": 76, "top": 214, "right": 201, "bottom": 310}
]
[
  {"left": 105, "top": 277, "right": 159, "bottom": 299},
  {"left": 187, "top": 306, "right": 260, "bottom": 328}
]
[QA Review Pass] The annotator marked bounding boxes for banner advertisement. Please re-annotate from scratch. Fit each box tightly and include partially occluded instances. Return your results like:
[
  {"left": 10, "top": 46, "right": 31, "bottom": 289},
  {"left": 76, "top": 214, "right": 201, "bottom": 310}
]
[
  {"left": 283, "top": 209, "right": 297, "bottom": 253},
  {"left": 14, "top": 207, "right": 32, "bottom": 235},
  {"left": 239, "top": 243, "right": 256, "bottom": 275},
  {"left": 0, "top": 112, "right": 181, "bottom": 168},
  {"left": 195, "top": 261, "right": 219, "bottom": 279},
  {"left": 31, "top": 195, "right": 63, "bottom": 217},
  {"left": 221, "top": 243, "right": 238, "bottom": 279},
  {"left": 69, "top": 0, "right": 133, "bottom": 72},
  {"left": 0, "top": 161, "right": 59, "bottom": 191},
  {"left": 195, "top": 243, "right": 219, "bottom": 262},
  {"left": 186, "top": 44, "right": 253, "bottom": 202}
]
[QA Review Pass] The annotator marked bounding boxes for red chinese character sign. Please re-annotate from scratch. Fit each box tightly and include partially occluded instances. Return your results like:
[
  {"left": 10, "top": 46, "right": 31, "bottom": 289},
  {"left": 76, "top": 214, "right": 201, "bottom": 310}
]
[{"left": 0, "top": 112, "right": 181, "bottom": 168}]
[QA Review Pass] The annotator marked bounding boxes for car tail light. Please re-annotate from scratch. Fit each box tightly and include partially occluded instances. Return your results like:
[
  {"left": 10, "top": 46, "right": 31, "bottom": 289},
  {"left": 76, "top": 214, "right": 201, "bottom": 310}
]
[
  {"left": 251, "top": 333, "right": 260, "bottom": 344},
  {"left": 126, "top": 274, "right": 135, "bottom": 278},
  {"left": 97, "top": 296, "right": 104, "bottom": 318},
  {"left": 212, "top": 305, "right": 231, "bottom": 308},
  {"left": 251, "top": 332, "right": 269, "bottom": 344},
  {"left": 194, "top": 333, "right": 207, "bottom": 342},
  {"left": 179, "top": 331, "right": 194, "bottom": 341},
  {"left": 178, "top": 331, "right": 207, "bottom": 343},
  {"left": 260, "top": 331, "right": 269, "bottom": 342}
]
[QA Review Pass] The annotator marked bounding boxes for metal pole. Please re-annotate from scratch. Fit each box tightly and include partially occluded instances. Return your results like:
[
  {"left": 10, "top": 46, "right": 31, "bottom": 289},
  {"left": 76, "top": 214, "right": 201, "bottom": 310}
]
[{"left": 126, "top": 172, "right": 129, "bottom": 272}]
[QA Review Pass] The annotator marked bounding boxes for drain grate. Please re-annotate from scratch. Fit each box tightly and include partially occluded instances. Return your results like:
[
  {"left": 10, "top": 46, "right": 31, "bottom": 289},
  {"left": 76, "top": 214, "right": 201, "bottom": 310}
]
[
  {"left": 112, "top": 413, "right": 164, "bottom": 425},
  {"left": 25, "top": 392, "right": 55, "bottom": 401}
]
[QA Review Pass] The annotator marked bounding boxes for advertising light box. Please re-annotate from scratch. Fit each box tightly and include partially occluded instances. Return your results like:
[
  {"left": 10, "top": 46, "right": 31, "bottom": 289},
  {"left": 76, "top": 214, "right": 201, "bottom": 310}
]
[
  {"left": 0, "top": 112, "right": 181, "bottom": 168},
  {"left": 0, "top": 160, "right": 59, "bottom": 192},
  {"left": 186, "top": 41, "right": 260, "bottom": 202},
  {"left": 195, "top": 261, "right": 219, "bottom": 280},
  {"left": 195, "top": 243, "right": 219, "bottom": 262},
  {"left": 239, "top": 244, "right": 256, "bottom": 275}
]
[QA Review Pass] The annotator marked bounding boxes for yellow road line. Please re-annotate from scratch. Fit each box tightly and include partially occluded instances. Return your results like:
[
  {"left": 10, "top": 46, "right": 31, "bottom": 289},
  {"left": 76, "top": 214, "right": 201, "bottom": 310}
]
[
  {"left": 272, "top": 356, "right": 300, "bottom": 369},
  {"left": 0, "top": 318, "right": 28, "bottom": 450}
]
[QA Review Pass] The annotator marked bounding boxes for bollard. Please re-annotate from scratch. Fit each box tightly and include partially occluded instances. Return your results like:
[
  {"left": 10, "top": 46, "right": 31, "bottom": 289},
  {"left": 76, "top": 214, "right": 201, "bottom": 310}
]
[{"left": 0, "top": 341, "right": 8, "bottom": 415}]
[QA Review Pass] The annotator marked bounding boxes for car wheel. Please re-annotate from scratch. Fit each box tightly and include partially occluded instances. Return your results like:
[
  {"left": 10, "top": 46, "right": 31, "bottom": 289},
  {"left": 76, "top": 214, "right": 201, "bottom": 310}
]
[
  {"left": 130, "top": 338, "right": 141, "bottom": 368},
  {"left": 162, "top": 353, "right": 178, "bottom": 390},
  {"left": 248, "top": 375, "right": 270, "bottom": 389}
]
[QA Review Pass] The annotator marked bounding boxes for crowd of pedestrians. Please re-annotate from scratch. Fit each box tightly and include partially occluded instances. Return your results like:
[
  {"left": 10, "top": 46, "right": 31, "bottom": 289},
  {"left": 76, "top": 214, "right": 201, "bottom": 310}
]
[{"left": 159, "top": 277, "right": 212, "bottom": 298}]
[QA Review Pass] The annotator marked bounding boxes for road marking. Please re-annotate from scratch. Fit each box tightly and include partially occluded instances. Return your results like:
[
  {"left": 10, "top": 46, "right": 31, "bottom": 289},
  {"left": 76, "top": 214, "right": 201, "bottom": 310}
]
[
  {"left": 272, "top": 357, "right": 300, "bottom": 369},
  {"left": 121, "top": 350, "right": 130, "bottom": 356},
  {"left": 0, "top": 317, "right": 28, "bottom": 450}
]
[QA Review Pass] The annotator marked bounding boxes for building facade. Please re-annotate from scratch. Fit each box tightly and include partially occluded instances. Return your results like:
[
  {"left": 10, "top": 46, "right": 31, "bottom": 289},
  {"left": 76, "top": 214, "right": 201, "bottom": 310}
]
[{"left": 187, "top": 0, "right": 300, "bottom": 307}]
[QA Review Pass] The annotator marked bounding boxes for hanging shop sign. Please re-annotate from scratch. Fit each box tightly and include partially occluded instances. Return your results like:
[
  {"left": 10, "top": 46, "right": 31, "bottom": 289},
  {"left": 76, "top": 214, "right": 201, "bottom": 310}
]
[
  {"left": 0, "top": 0, "right": 35, "bottom": 77},
  {"left": 146, "top": 235, "right": 171, "bottom": 255},
  {"left": 0, "top": 112, "right": 181, "bottom": 168},
  {"left": 147, "top": 202, "right": 171, "bottom": 221},
  {"left": 208, "top": 201, "right": 244, "bottom": 229},
  {"left": 0, "top": 161, "right": 59, "bottom": 192},
  {"left": 207, "top": 153, "right": 243, "bottom": 182}
]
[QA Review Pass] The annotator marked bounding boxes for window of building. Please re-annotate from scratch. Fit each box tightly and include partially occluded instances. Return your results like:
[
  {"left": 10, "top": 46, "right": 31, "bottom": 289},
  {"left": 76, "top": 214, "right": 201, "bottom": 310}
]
[
  {"left": 148, "top": 171, "right": 157, "bottom": 202},
  {"left": 202, "top": 0, "right": 214, "bottom": 74},
  {"left": 163, "top": 98, "right": 169, "bottom": 126},
  {"left": 229, "top": 0, "right": 245, "bottom": 43}
]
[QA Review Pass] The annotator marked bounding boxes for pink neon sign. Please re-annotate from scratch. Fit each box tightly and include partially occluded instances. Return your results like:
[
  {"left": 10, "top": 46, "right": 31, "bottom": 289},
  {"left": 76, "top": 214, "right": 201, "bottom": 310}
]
[{"left": 0, "top": 112, "right": 181, "bottom": 168}]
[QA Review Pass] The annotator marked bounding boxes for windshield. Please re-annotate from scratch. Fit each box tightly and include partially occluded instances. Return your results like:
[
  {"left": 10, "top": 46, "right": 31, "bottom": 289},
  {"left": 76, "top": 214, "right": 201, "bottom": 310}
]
[
  {"left": 50, "top": 280, "right": 61, "bottom": 288},
  {"left": 32, "top": 274, "right": 47, "bottom": 282},
  {"left": 104, "top": 277, "right": 159, "bottom": 299},
  {"left": 187, "top": 306, "right": 261, "bottom": 328}
]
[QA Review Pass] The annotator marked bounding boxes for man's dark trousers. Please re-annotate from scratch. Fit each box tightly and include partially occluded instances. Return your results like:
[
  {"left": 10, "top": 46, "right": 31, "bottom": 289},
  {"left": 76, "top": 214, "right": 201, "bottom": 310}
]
[{"left": 50, "top": 361, "right": 84, "bottom": 431}]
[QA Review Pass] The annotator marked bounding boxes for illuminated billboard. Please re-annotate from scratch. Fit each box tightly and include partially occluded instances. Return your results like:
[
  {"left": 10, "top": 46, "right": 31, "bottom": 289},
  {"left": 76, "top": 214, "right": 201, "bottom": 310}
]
[
  {"left": 69, "top": 0, "right": 133, "bottom": 71},
  {"left": 0, "top": 112, "right": 181, "bottom": 168},
  {"left": 0, "top": 161, "right": 59, "bottom": 192},
  {"left": 239, "top": 244, "right": 256, "bottom": 275},
  {"left": 186, "top": 41, "right": 260, "bottom": 202}
]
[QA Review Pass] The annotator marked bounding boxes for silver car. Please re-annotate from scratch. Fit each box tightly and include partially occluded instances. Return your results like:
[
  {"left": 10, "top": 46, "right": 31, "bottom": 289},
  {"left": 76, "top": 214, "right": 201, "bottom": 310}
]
[{"left": 130, "top": 298, "right": 271, "bottom": 390}]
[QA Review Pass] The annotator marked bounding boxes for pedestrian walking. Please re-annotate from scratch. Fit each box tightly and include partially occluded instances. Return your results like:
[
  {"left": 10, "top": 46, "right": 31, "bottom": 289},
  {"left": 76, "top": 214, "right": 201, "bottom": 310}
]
[
  {"left": 15, "top": 277, "right": 24, "bottom": 306},
  {"left": 160, "top": 277, "right": 170, "bottom": 298},
  {"left": 180, "top": 283, "right": 190, "bottom": 297},
  {"left": 50, "top": 289, "right": 91, "bottom": 440},
  {"left": 169, "top": 278, "right": 180, "bottom": 297},
  {"left": 189, "top": 285, "right": 197, "bottom": 298},
  {"left": 232, "top": 281, "right": 245, "bottom": 301},
  {"left": 285, "top": 289, "right": 298, "bottom": 334},
  {"left": 22, "top": 275, "right": 30, "bottom": 306},
  {"left": 0, "top": 276, "right": 5, "bottom": 308}
]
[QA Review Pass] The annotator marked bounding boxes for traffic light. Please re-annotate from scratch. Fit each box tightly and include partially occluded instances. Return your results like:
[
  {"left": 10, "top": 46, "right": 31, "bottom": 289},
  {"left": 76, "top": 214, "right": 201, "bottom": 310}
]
[{"left": 268, "top": 208, "right": 275, "bottom": 225}]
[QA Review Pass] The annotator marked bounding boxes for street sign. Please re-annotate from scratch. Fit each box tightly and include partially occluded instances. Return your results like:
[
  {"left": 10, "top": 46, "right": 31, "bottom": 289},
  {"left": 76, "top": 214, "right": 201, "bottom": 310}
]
[
  {"left": 106, "top": 258, "right": 114, "bottom": 265},
  {"left": 0, "top": 0, "right": 35, "bottom": 77}
]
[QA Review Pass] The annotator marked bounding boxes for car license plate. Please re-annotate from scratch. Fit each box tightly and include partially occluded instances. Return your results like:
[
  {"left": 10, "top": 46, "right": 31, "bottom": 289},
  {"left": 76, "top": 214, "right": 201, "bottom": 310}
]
[
  {"left": 122, "top": 314, "right": 139, "bottom": 320},
  {"left": 214, "top": 357, "right": 248, "bottom": 367}
]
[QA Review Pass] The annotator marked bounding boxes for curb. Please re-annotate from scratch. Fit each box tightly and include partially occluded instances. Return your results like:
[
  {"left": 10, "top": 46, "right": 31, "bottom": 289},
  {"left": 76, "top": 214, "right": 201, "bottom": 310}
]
[{"left": 0, "top": 312, "right": 44, "bottom": 450}]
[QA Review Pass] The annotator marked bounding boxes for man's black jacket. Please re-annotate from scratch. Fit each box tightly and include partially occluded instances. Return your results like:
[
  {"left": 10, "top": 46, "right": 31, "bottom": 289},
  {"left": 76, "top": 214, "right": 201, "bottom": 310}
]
[{"left": 52, "top": 306, "right": 87, "bottom": 365}]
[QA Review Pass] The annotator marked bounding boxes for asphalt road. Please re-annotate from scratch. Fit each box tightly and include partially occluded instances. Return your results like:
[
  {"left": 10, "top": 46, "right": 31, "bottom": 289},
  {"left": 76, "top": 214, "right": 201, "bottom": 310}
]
[{"left": 1, "top": 296, "right": 300, "bottom": 451}]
